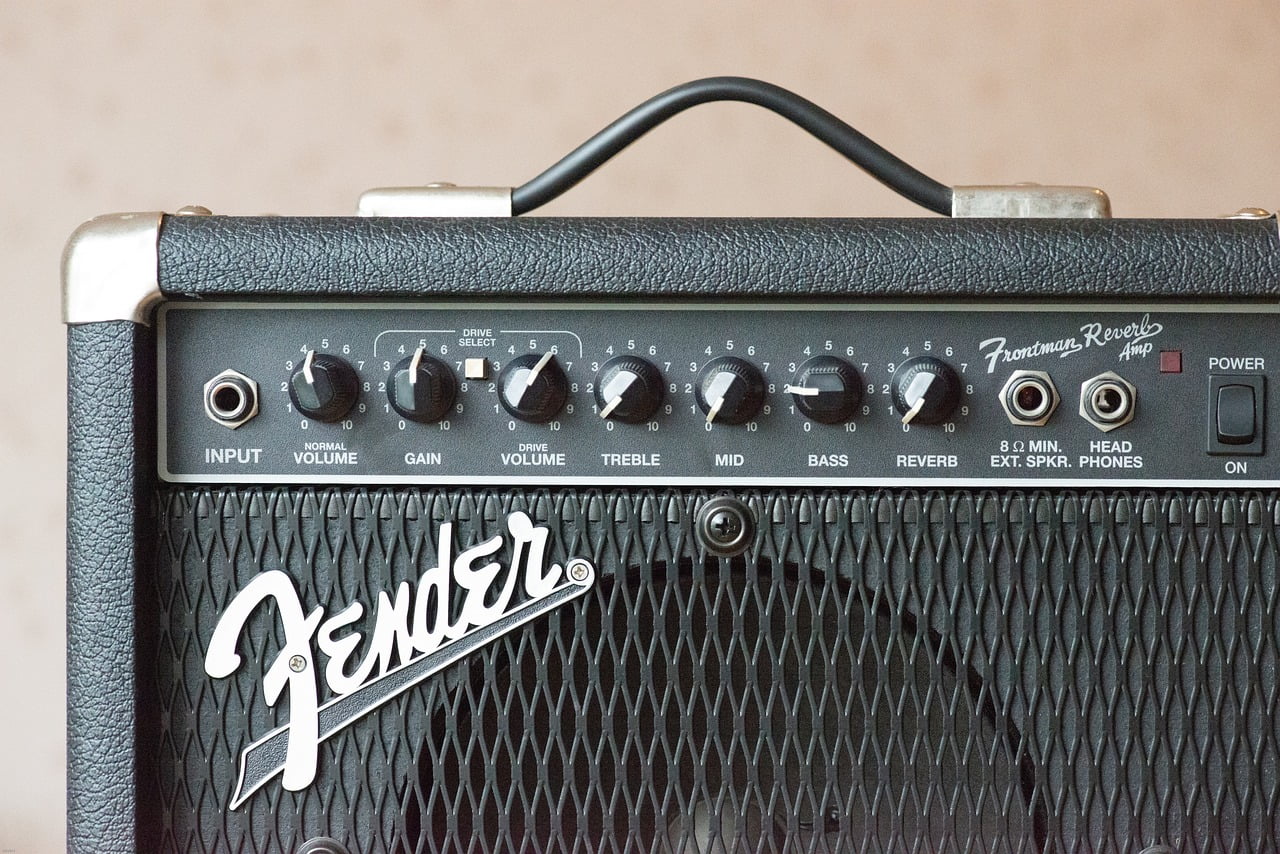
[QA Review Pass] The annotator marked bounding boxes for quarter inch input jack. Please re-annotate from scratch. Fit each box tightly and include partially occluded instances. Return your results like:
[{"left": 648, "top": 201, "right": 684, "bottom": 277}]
[{"left": 204, "top": 369, "right": 260, "bottom": 429}]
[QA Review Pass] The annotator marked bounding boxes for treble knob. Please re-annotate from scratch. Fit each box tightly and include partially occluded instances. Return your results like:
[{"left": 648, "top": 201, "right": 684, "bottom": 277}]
[
  {"left": 594, "top": 356, "right": 664, "bottom": 423},
  {"left": 498, "top": 352, "right": 569, "bottom": 423},
  {"left": 387, "top": 346, "right": 457, "bottom": 423},
  {"left": 288, "top": 350, "right": 359, "bottom": 422},
  {"left": 695, "top": 356, "right": 766, "bottom": 425},
  {"left": 785, "top": 356, "right": 863, "bottom": 424},
  {"left": 891, "top": 356, "right": 961, "bottom": 425}
]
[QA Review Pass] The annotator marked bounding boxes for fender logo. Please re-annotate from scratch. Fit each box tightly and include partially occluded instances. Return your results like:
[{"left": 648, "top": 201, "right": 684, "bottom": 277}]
[{"left": 204, "top": 511, "right": 594, "bottom": 808}]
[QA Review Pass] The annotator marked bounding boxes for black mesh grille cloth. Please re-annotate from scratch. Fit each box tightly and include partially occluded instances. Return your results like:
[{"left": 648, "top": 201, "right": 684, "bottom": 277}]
[{"left": 144, "top": 488, "right": 1280, "bottom": 853}]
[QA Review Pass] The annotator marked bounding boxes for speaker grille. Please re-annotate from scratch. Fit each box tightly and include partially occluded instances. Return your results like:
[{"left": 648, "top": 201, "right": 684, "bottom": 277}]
[{"left": 145, "top": 488, "right": 1280, "bottom": 853}]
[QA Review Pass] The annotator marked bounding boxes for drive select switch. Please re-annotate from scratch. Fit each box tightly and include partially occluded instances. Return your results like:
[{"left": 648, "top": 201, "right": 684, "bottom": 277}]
[{"left": 1208, "top": 375, "right": 1265, "bottom": 455}]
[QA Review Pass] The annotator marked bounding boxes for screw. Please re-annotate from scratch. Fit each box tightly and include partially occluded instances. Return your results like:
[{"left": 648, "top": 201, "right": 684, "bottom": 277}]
[
  {"left": 708, "top": 510, "right": 743, "bottom": 541},
  {"left": 567, "top": 559, "right": 592, "bottom": 583},
  {"left": 289, "top": 655, "right": 307, "bottom": 673},
  {"left": 695, "top": 496, "right": 754, "bottom": 557}
]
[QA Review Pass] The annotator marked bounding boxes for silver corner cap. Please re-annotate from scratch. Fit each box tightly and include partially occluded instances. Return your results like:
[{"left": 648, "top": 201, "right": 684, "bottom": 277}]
[
  {"left": 62, "top": 211, "right": 164, "bottom": 326},
  {"left": 952, "top": 185, "right": 1111, "bottom": 219},
  {"left": 357, "top": 184, "right": 513, "bottom": 218}
]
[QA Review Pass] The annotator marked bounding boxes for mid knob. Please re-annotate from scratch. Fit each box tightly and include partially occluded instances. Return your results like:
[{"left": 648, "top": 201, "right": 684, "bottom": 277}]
[
  {"left": 594, "top": 356, "right": 664, "bottom": 423},
  {"left": 786, "top": 356, "right": 863, "bottom": 424},
  {"left": 695, "top": 356, "right": 766, "bottom": 425},
  {"left": 387, "top": 347, "right": 457, "bottom": 423},
  {"left": 498, "top": 352, "right": 569, "bottom": 423},
  {"left": 289, "top": 351, "right": 359, "bottom": 422},
  {"left": 891, "top": 356, "right": 961, "bottom": 425}
]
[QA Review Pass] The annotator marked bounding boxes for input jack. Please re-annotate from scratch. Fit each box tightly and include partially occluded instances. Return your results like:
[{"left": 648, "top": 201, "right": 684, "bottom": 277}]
[
  {"left": 1079, "top": 371, "right": 1136, "bottom": 432},
  {"left": 999, "top": 370, "right": 1059, "bottom": 427},
  {"left": 203, "top": 369, "right": 259, "bottom": 429}
]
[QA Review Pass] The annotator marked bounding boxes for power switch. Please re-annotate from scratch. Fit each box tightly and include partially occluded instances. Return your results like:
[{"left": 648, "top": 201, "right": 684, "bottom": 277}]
[
  {"left": 1208, "top": 375, "right": 1265, "bottom": 456},
  {"left": 1217, "top": 385, "right": 1255, "bottom": 444}
]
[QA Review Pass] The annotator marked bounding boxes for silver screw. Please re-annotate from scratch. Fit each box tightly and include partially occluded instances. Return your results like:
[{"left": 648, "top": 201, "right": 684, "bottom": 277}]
[
  {"left": 289, "top": 655, "right": 307, "bottom": 673},
  {"left": 567, "top": 559, "right": 592, "bottom": 582}
]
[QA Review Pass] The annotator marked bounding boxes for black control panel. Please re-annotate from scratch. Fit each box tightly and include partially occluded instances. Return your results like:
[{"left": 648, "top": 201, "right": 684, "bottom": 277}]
[{"left": 159, "top": 302, "right": 1274, "bottom": 486}]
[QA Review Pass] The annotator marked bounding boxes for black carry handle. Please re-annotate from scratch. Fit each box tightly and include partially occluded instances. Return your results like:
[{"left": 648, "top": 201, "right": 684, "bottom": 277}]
[{"left": 510, "top": 76, "right": 953, "bottom": 217}]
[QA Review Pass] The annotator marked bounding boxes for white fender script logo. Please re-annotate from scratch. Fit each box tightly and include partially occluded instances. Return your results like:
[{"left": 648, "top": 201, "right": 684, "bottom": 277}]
[{"left": 204, "top": 511, "right": 594, "bottom": 808}]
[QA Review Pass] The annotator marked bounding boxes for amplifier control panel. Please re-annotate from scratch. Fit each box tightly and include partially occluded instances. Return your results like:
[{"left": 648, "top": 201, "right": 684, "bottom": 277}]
[{"left": 159, "top": 302, "right": 1276, "bottom": 487}]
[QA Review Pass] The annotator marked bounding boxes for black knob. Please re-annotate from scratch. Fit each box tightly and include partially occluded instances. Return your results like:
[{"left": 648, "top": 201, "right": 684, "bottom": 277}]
[
  {"left": 288, "top": 351, "right": 359, "bottom": 422},
  {"left": 498, "top": 353, "right": 569, "bottom": 423},
  {"left": 695, "top": 356, "right": 766, "bottom": 425},
  {"left": 786, "top": 356, "right": 863, "bottom": 424},
  {"left": 891, "top": 356, "right": 961, "bottom": 425},
  {"left": 387, "top": 347, "right": 457, "bottom": 423},
  {"left": 594, "top": 356, "right": 664, "bottom": 423}
]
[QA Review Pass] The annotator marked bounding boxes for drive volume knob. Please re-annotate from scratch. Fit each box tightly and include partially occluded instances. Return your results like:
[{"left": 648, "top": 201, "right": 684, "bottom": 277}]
[
  {"left": 891, "top": 355, "right": 961, "bottom": 425},
  {"left": 785, "top": 356, "right": 863, "bottom": 424},
  {"left": 289, "top": 350, "right": 359, "bottom": 422},
  {"left": 594, "top": 356, "right": 664, "bottom": 423},
  {"left": 388, "top": 346, "right": 457, "bottom": 423},
  {"left": 696, "top": 356, "right": 766, "bottom": 425},
  {"left": 499, "top": 352, "right": 569, "bottom": 423}
]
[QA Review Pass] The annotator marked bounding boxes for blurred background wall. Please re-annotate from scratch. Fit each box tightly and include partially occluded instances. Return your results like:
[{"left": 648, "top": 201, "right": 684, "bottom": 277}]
[{"left": 5, "top": 2, "right": 1280, "bottom": 849}]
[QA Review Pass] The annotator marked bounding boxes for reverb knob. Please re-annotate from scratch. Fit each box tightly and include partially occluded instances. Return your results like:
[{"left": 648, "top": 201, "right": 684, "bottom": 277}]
[
  {"left": 695, "top": 356, "right": 766, "bottom": 425},
  {"left": 498, "top": 352, "right": 569, "bottom": 423},
  {"left": 891, "top": 355, "right": 961, "bottom": 425},
  {"left": 388, "top": 346, "right": 457, "bottom": 423},
  {"left": 784, "top": 356, "right": 863, "bottom": 424},
  {"left": 289, "top": 350, "right": 359, "bottom": 422},
  {"left": 594, "top": 356, "right": 664, "bottom": 423}
]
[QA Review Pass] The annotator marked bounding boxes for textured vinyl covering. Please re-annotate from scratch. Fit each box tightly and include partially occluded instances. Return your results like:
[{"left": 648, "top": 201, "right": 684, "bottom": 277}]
[
  {"left": 148, "top": 487, "right": 1280, "bottom": 853},
  {"left": 156, "top": 216, "right": 1280, "bottom": 300}
]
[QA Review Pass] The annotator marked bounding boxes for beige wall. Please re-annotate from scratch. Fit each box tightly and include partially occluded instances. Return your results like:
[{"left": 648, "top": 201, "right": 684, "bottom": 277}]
[{"left": 5, "top": 2, "right": 1280, "bottom": 850}]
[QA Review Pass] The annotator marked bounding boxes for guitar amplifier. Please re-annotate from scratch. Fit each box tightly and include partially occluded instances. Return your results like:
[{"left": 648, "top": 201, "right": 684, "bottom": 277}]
[{"left": 62, "top": 80, "right": 1280, "bottom": 854}]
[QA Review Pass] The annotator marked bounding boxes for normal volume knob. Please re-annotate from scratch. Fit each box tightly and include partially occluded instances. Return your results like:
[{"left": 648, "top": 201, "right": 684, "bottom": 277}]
[
  {"left": 289, "top": 350, "right": 359, "bottom": 422},
  {"left": 594, "top": 356, "right": 664, "bottom": 423},
  {"left": 388, "top": 346, "right": 457, "bottom": 423},
  {"left": 499, "top": 352, "right": 569, "bottom": 423},
  {"left": 785, "top": 356, "right": 863, "bottom": 424},
  {"left": 695, "top": 356, "right": 766, "bottom": 425},
  {"left": 891, "top": 356, "right": 961, "bottom": 425}
]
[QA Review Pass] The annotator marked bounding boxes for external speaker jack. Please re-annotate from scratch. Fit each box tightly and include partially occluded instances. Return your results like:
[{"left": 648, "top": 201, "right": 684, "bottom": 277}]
[
  {"left": 1079, "top": 371, "right": 1136, "bottom": 432},
  {"left": 999, "top": 370, "right": 1059, "bottom": 427},
  {"left": 203, "top": 369, "right": 260, "bottom": 429}
]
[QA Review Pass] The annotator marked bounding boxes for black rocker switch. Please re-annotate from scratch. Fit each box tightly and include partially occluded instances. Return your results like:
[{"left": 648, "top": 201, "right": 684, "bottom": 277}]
[{"left": 1208, "top": 375, "right": 1265, "bottom": 455}]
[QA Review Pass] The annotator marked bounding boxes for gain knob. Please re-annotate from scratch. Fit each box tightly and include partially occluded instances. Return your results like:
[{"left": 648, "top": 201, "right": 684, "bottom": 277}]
[
  {"left": 891, "top": 355, "right": 961, "bottom": 425},
  {"left": 498, "top": 352, "right": 569, "bottom": 423},
  {"left": 695, "top": 356, "right": 766, "bottom": 425},
  {"left": 288, "top": 350, "right": 359, "bottom": 422},
  {"left": 387, "top": 346, "right": 457, "bottom": 423},
  {"left": 594, "top": 356, "right": 664, "bottom": 423},
  {"left": 784, "top": 356, "right": 863, "bottom": 424}
]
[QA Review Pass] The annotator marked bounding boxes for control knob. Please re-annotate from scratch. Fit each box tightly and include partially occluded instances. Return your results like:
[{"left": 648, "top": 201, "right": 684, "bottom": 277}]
[
  {"left": 784, "top": 356, "right": 863, "bottom": 424},
  {"left": 387, "top": 346, "right": 457, "bottom": 423},
  {"left": 695, "top": 357, "right": 766, "bottom": 425},
  {"left": 288, "top": 350, "right": 359, "bottom": 422},
  {"left": 498, "top": 352, "right": 569, "bottom": 423},
  {"left": 891, "top": 356, "right": 961, "bottom": 425},
  {"left": 594, "top": 356, "right": 664, "bottom": 423}
]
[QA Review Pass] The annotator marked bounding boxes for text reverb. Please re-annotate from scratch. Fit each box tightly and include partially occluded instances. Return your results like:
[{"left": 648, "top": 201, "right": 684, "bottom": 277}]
[{"left": 979, "top": 314, "right": 1163, "bottom": 373}]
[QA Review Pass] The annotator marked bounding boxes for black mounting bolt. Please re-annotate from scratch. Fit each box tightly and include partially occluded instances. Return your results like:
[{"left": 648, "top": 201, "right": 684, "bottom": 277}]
[{"left": 695, "top": 496, "right": 755, "bottom": 557}]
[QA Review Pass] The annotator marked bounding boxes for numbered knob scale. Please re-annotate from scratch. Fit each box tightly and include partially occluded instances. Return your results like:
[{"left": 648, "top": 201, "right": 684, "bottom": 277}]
[
  {"left": 594, "top": 356, "right": 664, "bottom": 423},
  {"left": 696, "top": 357, "right": 766, "bottom": 425},
  {"left": 388, "top": 346, "right": 457, "bottom": 423},
  {"left": 289, "top": 351, "right": 359, "bottom": 422},
  {"left": 499, "top": 352, "right": 569, "bottom": 423},
  {"left": 891, "top": 356, "right": 961, "bottom": 425},
  {"left": 784, "top": 356, "right": 863, "bottom": 424}
]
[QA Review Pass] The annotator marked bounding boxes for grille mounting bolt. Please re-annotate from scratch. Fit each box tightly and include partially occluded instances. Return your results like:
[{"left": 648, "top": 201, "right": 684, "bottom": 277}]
[{"left": 695, "top": 496, "right": 755, "bottom": 557}]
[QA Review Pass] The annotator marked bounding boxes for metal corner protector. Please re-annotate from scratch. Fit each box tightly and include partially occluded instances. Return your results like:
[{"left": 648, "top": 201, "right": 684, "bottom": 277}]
[{"left": 62, "top": 211, "right": 165, "bottom": 326}]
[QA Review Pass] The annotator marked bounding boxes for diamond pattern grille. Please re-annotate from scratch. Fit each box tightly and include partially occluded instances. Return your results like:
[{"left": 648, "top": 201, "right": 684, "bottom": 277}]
[{"left": 145, "top": 488, "right": 1280, "bottom": 853}]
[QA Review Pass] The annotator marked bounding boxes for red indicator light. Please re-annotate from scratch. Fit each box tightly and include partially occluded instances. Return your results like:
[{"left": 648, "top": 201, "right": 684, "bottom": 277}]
[{"left": 1159, "top": 350, "right": 1182, "bottom": 373}]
